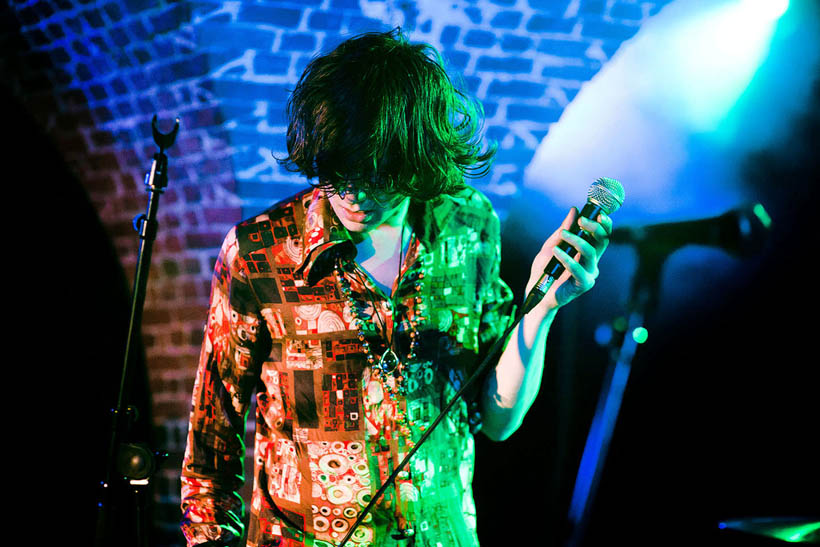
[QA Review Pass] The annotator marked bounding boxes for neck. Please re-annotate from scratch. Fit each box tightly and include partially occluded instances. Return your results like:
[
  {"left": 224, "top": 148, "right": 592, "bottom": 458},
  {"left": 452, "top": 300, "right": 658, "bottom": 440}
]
[
  {"left": 355, "top": 222, "right": 407, "bottom": 273},
  {"left": 354, "top": 203, "right": 411, "bottom": 296}
]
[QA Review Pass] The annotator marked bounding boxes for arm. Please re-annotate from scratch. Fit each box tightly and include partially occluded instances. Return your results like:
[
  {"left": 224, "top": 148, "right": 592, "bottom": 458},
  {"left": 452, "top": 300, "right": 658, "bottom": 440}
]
[
  {"left": 181, "top": 227, "right": 268, "bottom": 547},
  {"left": 481, "top": 208, "right": 612, "bottom": 441}
]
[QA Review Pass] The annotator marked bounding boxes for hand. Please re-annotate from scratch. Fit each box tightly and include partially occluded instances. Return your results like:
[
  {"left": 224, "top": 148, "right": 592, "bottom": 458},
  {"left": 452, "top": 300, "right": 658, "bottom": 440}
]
[{"left": 526, "top": 207, "right": 613, "bottom": 312}]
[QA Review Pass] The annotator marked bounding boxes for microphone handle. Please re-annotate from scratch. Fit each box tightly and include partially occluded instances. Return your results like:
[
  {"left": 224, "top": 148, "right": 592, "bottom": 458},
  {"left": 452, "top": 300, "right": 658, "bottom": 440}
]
[
  {"left": 544, "top": 201, "right": 603, "bottom": 278},
  {"left": 522, "top": 201, "right": 603, "bottom": 314}
]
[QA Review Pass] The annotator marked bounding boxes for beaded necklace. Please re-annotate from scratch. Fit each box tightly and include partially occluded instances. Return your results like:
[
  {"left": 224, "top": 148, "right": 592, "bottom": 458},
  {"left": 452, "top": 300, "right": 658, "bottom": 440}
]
[
  {"left": 332, "top": 224, "right": 425, "bottom": 396},
  {"left": 332, "top": 221, "right": 428, "bottom": 540}
]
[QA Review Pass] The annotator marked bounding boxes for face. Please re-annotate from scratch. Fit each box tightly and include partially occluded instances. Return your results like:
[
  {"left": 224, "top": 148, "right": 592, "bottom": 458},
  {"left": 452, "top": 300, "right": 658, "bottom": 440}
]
[{"left": 327, "top": 186, "right": 409, "bottom": 234}]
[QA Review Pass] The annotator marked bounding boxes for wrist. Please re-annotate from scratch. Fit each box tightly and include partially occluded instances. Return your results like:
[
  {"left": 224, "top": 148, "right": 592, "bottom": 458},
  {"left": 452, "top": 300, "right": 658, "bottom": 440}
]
[{"left": 521, "top": 302, "right": 556, "bottom": 349}]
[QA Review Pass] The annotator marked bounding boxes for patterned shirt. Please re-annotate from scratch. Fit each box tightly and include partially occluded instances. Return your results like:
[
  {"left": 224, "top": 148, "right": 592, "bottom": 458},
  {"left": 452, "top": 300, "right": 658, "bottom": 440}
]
[{"left": 181, "top": 186, "right": 514, "bottom": 547}]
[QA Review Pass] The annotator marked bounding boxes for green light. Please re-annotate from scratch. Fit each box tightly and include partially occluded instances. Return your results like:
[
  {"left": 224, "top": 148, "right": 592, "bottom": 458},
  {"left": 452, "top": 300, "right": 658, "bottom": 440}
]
[
  {"left": 753, "top": 202, "right": 773, "bottom": 229},
  {"left": 779, "top": 522, "right": 820, "bottom": 542},
  {"left": 632, "top": 327, "right": 649, "bottom": 344},
  {"left": 720, "top": 519, "right": 820, "bottom": 543}
]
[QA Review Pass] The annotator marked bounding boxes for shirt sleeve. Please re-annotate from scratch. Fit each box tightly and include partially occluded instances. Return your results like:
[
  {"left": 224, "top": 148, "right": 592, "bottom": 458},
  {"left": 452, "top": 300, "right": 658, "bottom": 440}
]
[
  {"left": 181, "top": 226, "right": 270, "bottom": 547},
  {"left": 477, "top": 199, "right": 515, "bottom": 352},
  {"left": 470, "top": 196, "right": 516, "bottom": 432}
]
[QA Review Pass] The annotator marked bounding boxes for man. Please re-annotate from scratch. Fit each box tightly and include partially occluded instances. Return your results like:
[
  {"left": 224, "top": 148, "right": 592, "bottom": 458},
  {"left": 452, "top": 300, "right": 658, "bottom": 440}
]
[{"left": 181, "top": 29, "right": 612, "bottom": 547}]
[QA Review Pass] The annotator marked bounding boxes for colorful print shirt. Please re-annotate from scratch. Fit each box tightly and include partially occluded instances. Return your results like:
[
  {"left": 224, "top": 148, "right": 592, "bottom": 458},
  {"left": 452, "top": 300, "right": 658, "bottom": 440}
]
[{"left": 181, "top": 186, "right": 514, "bottom": 547}]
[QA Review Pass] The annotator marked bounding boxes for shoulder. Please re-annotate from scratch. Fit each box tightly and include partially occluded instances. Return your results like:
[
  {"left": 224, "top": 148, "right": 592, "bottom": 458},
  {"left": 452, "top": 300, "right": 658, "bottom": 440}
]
[
  {"left": 435, "top": 185, "right": 501, "bottom": 233},
  {"left": 441, "top": 185, "right": 495, "bottom": 212},
  {"left": 232, "top": 188, "right": 313, "bottom": 255}
]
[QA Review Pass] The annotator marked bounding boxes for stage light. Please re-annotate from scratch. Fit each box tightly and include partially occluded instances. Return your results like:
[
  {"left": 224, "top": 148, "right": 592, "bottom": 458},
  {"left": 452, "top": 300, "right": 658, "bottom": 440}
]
[
  {"left": 719, "top": 518, "right": 820, "bottom": 543},
  {"left": 752, "top": 203, "right": 772, "bottom": 229},
  {"left": 660, "top": 0, "right": 788, "bottom": 134},
  {"left": 631, "top": 327, "right": 649, "bottom": 345},
  {"left": 741, "top": 0, "right": 789, "bottom": 21},
  {"left": 524, "top": 0, "right": 810, "bottom": 226}
]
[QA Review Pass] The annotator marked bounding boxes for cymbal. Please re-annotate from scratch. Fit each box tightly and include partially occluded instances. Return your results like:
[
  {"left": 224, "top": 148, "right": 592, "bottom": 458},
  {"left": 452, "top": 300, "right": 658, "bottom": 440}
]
[{"left": 718, "top": 517, "right": 819, "bottom": 543}]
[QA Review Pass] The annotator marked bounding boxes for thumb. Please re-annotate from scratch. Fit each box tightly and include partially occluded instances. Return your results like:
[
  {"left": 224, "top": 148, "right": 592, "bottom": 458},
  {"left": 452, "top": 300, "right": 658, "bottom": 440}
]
[
  {"left": 546, "top": 207, "right": 577, "bottom": 244},
  {"left": 561, "top": 207, "right": 578, "bottom": 230}
]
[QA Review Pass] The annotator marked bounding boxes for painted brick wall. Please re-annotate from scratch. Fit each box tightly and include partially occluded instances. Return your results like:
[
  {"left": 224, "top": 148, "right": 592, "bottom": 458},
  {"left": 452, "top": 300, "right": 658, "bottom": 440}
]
[{"left": 4, "top": 0, "right": 671, "bottom": 544}]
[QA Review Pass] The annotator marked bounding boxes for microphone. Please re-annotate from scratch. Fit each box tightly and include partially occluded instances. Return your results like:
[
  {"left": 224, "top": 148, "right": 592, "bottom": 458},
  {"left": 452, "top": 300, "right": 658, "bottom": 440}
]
[
  {"left": 612, "top": 203, "right": 771, "bottom": 258},
  {"left": 522, "top": 177, "right": 625, "bottom": 315}
]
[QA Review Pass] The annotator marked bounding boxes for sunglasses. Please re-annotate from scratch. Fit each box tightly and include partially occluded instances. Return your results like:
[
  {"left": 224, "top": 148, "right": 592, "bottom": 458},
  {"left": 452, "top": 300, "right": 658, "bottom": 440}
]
[{"left": 329, "top": 179, "right": 404, "bottom": 208}]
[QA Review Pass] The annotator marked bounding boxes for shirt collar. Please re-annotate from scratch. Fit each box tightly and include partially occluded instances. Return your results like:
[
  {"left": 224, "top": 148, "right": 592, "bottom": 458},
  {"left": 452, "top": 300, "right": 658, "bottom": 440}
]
[{"left": 296, "top": 187, "right": 461, "bottom": 286}]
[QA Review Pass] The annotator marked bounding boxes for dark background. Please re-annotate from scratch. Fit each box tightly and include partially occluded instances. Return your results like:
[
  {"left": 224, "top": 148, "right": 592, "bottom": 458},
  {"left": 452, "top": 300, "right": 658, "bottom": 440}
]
[{"left": 477, "top": 75, "right": 820, "bottom": 547}]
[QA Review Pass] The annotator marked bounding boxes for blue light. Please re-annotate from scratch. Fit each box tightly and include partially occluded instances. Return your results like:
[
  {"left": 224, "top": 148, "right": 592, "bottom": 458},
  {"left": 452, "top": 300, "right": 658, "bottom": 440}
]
[
  {"left": 665, "top": 1, "right": 779, "bottom": 133},
  {"left": 525, "top": 0, "right": 811, "bottom": 228},
  {"left": 594, "top": 323, "right": 613, "bottom": 346}
]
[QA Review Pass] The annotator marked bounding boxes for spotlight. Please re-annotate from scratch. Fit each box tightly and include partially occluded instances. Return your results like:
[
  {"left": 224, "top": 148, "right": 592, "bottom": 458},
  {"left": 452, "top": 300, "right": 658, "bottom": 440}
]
[{"left": 740, "top": 0, "right": 789, "bottom": 21}]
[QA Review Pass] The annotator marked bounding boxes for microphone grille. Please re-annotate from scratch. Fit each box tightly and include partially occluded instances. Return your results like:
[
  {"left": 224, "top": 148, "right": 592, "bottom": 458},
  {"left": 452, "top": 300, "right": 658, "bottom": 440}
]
[{"left": 588, "top": 177, "right": 625, "bottom": 214}]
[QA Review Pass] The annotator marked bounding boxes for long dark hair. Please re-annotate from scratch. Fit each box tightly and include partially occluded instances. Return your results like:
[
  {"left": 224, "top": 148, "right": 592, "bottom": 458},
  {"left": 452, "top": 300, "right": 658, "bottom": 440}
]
[{"left": 279, "top": 28, "right": 495, "bottom": 200}]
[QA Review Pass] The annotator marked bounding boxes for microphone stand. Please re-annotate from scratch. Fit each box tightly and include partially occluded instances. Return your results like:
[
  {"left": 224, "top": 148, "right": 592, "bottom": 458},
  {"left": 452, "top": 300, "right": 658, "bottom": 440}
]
[
  {"left": 339, "top": 302, "right": 532, "bottom": 546},
  {"left": 95, "top": 115, "right": 179, "bottom": 547},
  {"left": 564, "top": 246, "right": 665, "bottom": 547},
  {"left": 564, "top": 204, "right": 773, "bottom": 546}
]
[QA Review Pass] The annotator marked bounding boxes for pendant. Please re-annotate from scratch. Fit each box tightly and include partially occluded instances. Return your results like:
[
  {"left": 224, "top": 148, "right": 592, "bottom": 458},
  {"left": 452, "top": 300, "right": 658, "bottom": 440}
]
[{"left": 378, "top": 347, "right": 400, "bottom": 375}]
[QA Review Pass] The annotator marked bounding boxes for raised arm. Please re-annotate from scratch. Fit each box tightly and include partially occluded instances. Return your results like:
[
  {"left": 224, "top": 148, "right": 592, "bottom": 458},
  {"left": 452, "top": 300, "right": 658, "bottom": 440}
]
[{"left": 481, "top": 208, "right": 613, "bottom": 441}]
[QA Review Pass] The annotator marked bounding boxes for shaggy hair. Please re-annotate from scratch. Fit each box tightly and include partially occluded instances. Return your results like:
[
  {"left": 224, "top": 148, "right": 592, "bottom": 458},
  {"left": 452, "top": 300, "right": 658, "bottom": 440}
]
[{"left": 279, "top": 28, "right": 495, "bottom": 200}]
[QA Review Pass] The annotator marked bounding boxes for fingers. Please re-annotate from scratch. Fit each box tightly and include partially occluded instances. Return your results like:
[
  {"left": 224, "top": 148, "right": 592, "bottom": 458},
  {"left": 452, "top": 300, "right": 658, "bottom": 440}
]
[
  {"left": 552, "top": 246, "right": 593, "bottom": 283},
  {"left": 531, "top": 208, "right": 614, "bottom": 309},
  {"left": 577, "top": 212, "right": 612, "bottom": 245},
  {"left": 554, "top": 210, "right": 612, "bottom": 288},
  {"left": 559, "top": 229, "right": 600, "bottom": 270},
  {"left": 560, "top": 211, "right": 611, "bottom": 262}
]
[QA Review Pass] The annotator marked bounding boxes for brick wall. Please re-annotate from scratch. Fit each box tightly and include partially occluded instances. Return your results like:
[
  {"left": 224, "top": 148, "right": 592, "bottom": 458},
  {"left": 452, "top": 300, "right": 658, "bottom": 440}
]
[{"left": 3, "top": 0, "right": 671, "bottom": 544}]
